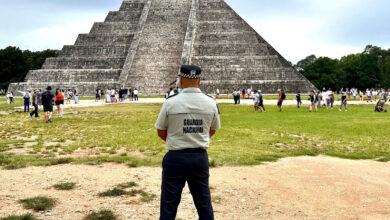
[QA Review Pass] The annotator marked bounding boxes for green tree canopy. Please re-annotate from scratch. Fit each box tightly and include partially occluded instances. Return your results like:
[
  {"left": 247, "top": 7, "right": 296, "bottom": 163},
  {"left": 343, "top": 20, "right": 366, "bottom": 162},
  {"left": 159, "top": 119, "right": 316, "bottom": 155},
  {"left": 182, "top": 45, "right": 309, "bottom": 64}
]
[
  {"left": 298, "top": 45, "right": 390, "bottom": 90},
  {"left": 0, "top": 46, "right": 58, "bottom": 91}
]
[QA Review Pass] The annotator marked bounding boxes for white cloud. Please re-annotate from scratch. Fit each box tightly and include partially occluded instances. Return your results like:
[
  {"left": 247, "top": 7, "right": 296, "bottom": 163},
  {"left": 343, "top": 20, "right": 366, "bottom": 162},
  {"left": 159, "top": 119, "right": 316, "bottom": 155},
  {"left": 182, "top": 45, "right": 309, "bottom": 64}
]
[{"left": 4, "top": 13, "right": 106, "bottom": 51}]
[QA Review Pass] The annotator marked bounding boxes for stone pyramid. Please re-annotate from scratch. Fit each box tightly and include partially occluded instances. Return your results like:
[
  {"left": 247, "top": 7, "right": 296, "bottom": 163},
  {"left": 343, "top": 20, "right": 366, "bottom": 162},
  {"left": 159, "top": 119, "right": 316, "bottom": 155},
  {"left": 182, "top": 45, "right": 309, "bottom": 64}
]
[{"left": 8, "top": 0, "right": 315, "bottom": 95}]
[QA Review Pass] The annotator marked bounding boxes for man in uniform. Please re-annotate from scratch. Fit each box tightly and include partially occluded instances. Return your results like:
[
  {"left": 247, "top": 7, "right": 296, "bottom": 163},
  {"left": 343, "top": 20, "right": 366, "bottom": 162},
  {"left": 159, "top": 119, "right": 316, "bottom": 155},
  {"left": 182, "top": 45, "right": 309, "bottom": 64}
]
[{"left": 155, "top": 65, "right": 221, "bottom": 220}]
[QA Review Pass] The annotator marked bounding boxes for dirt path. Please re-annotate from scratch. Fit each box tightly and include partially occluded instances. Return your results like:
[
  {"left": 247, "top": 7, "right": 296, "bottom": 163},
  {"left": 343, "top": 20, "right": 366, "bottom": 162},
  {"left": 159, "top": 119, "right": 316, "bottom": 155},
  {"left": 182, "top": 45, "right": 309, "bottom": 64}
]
[{"left": 1, "top": 156, "right": 389, "bottom": 220}]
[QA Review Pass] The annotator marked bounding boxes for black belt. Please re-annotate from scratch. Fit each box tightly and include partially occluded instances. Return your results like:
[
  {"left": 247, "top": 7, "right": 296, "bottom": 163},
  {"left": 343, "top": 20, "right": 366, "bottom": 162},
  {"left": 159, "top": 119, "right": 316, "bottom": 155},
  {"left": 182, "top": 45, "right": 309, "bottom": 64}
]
[{"left": 169, "top": 148, "right": 206, "bottom": 153}]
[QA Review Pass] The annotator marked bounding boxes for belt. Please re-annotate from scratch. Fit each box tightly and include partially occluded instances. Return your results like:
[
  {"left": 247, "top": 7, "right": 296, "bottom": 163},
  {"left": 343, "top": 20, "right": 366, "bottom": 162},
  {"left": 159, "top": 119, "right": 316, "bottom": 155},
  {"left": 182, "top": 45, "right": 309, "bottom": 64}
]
[{"left": 169, "top": 148, "right": 206, "bottom": 153}]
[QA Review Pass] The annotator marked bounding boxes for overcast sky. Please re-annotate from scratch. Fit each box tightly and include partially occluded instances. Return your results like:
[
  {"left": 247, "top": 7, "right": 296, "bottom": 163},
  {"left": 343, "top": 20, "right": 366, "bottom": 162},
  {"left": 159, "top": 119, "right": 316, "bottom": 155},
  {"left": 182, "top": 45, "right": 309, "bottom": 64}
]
[{"left": 0, "top": 0, "right": 389, "bottom": 63}]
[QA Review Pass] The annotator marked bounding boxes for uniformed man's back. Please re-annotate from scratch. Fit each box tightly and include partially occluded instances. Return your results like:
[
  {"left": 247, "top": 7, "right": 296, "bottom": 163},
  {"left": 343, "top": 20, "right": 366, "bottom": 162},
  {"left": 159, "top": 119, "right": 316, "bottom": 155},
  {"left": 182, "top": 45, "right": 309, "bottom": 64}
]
[{"left": 155, "top": 65, "right": 220, "bottom": 220}]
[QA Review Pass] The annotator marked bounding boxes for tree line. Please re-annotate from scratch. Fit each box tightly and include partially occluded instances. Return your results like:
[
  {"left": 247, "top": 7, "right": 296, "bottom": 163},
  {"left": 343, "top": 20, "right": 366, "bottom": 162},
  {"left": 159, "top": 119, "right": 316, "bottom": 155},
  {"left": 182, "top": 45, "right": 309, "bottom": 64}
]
[
  {"left": 0, "top": 46, "right": 59, "bottom": 91},
  {"left": 296, "top": 45, "right": 390, "bottom": 91}
]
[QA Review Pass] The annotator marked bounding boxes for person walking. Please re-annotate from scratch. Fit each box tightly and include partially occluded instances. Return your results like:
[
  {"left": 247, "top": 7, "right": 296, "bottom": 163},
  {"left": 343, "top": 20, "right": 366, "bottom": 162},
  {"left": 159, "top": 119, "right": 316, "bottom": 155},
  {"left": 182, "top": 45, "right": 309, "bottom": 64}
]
[
  {"left": 41, "top": 86, "right": 55, "bottom": 123},
  {"left": 55, "top": 89, "right": 65, "bottom": 118},
  {"left": 30, "top": 90, "right": 39, "bottom": 118},
  {"left": 340, "top": 90, "right": 348, "bottom": 112},
  {"left": 277, "top": 89, "right": 286, "bottom": 112},
  {"left": 155, "top": 65, "right": 221, "bottom": 220},
  {"left": 309, "top": 90, "right": 317, "bottom": 112},
  {"left": 296, "top": 92, "right": 302, "bottom": 108},
  {"left": 253, "top": 90, "right": 260, "bottom": 111},
  {"left": 258, "top": 90, "right": 265, "bottom": 112},
  {"left": 133, "top": 88, "right": 139, "bottom": 101},
  {"left": 23, "top": 91, "right": 31, "bottom": 112},
  {"left": 73, "top": 89, "right": 79, "bottom": 104},
  {"left": 232, "top": 90, "right": 240, "bottom": 104}
]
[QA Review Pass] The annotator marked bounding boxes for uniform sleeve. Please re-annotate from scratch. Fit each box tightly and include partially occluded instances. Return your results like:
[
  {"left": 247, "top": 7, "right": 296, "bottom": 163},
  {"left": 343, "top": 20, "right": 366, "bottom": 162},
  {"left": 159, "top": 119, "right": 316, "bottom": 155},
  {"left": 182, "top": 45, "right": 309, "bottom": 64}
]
[
  {"left": 155, "top": 102, "right": 169, "bottom": 130},
  {"left": 210, "top": 104, "right": 221, "bottom": 131}
]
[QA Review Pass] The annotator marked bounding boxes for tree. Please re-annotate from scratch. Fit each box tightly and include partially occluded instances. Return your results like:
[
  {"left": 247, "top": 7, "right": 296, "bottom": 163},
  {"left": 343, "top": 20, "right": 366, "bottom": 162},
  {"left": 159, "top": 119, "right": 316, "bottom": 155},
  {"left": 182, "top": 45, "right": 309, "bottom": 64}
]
[
  {"left": 297, "top": 45, "right": 390, "bottom": 90},
  {"left": 0, "top": 47, "right": 58, "bottom": 90}
]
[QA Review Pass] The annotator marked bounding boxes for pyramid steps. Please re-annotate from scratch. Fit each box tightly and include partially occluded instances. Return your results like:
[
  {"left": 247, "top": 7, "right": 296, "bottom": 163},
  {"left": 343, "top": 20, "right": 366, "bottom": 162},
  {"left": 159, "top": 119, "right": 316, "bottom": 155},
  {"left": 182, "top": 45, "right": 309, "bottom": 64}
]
[{"left": 8, "top": 0, "right": 315, "bottom": 96}]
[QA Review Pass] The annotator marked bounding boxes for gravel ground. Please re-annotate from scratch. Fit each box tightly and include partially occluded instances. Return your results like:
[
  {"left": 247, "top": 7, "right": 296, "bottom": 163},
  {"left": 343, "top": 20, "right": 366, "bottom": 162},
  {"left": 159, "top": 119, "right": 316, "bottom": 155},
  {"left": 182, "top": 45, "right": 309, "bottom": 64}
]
[{"left": 1, "top": 156, "right": 389, "bottom": 220}]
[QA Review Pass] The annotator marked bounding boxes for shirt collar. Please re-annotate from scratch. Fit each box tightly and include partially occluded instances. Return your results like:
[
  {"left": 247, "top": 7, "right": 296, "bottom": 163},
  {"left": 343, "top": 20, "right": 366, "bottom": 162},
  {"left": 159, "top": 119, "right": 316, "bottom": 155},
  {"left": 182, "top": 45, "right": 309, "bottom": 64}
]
[{"left": 181, "top": 88, "right": 202, "bottom": 93}]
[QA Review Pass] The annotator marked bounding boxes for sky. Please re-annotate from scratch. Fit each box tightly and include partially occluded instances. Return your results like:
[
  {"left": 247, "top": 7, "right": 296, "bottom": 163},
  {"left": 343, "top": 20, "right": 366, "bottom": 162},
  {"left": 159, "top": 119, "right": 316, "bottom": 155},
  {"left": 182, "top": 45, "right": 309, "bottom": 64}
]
[{"left": 0, "top": 0, "right": 389, "bottom": 63}]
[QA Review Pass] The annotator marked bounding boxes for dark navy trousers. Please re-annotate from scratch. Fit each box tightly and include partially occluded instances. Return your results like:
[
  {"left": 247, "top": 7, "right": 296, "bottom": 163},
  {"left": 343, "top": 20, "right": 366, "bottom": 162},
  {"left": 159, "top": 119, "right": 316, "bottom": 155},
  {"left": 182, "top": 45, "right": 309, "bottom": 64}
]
[{"left": 160, "top": 149, "right": 214, "bottom": 220}]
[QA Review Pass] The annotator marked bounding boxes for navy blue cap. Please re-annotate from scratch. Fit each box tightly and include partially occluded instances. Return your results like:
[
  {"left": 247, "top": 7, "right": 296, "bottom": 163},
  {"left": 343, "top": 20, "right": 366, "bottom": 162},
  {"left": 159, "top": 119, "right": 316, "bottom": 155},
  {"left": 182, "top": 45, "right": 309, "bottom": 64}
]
[{"left": 178, "top": 65, "right": 202, "bottom": 79}]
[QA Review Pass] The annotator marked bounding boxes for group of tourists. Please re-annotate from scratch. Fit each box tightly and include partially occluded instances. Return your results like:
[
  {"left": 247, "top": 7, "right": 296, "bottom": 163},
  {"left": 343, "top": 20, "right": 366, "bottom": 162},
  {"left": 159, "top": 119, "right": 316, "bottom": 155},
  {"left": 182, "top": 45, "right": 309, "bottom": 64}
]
[
  {"left": 5, "top": 87, "right": 80, "bottom": 123},
  {"left": 231, "top": 87, "right": 390, "bottom": 113},
  {"left": 100, "top": 88, "right": 139, "bottom": 103}
]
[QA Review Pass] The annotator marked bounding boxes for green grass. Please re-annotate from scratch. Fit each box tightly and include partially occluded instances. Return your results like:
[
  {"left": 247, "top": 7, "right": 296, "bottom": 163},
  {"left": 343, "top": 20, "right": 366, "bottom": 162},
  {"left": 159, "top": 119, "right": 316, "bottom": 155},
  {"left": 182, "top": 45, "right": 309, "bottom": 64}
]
[
  {"left": 52, "top": 182, "right": 76, "bottom": 191},
  {"left": 0, "top": 103, "right": 389, "bottom": 169},
  {"left": 19, "top": 196, "right": 56, "bottom": 212},
  {"left": 83, "top": 210, "right": 117, "bottom": 220},
  {"left": 98, "top": 188, "right": 128, "bottom": 197},
  {"left": 0, "top": 214, "right": 37, "bottom": 220}
]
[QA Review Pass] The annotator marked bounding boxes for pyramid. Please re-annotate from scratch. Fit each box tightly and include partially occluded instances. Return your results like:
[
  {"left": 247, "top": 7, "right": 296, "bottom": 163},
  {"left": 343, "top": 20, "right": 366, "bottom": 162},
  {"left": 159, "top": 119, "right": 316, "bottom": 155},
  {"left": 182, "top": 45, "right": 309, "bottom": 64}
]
[{"left": 8, "top": 0, "right": 315, "bottom": 95}]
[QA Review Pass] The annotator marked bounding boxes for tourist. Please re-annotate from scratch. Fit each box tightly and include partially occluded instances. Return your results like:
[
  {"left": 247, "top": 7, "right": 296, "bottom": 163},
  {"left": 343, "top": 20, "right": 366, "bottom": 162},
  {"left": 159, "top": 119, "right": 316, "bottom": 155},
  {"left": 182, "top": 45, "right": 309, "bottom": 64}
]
[
  {"left": 41, "top": 86, "right": 55, "bottom": 123},
  {"left": 73, "top": 89, "right": 79, "bottom": 104},
  {"left": 296, "top": 92, "right": 302, "bottom": 108},
  {"left": 110, "top": 88, "right": 116, "bottom": 103},
  {"left": 359, "top": 90, "right": 364, "bottom": 101},
  {"left": 105, "top": 89, "right": 111, "bottom": 103},
  {"left": 129, "top": 88, "right": 134, "bottom": 101},
  {"left": 241, "top": 88, "right": 246, "bottom": 99},
  {"left": 232, "top": 90, "right": 240, "bottom": 104},
  {"left": 277, "top": 89, "right": 286, "bottom": 112},
  {"left": 258, "top": 90, "right": 265, "bottom": 112},
  {"left": 55, "top": 89, "right": 65, "bottom": 118},
  {"left": 321, "top": 90, "right": 328, "bottom": 108},
  {"left": 253, "top": 90, "right": 259, "bottom": 111},
  {"left": 309, "top": 90, "right": 317, "bottom": 112},
  {"left": 339, "top": 90, "right": 348, "bottom": 112},
  {"left": 9, "top": 92, "right": 14, "bottom": 104},
  {"left": 30, "top": 89, "right": 39, "bottom": 118},
  {"left": 366, "top": 89, "right": 372, "bottom": 102},
  {"left": 316, "top": 90, "right": 321, "bottom": 109},
  {"left": 329, "top": 89, "right": 335, "bottom": 109},
  {"left": 95, "top": 89, "right": 101, "bottom": 102},
  {"left": 155, "top": 65, "right": 220, "bottom": 220},
  {"left": 133, "top": 88, "right": 139, "bottom": 101},
  {"left": 23, "top": 90, "right": 31, "bottom": 112}
]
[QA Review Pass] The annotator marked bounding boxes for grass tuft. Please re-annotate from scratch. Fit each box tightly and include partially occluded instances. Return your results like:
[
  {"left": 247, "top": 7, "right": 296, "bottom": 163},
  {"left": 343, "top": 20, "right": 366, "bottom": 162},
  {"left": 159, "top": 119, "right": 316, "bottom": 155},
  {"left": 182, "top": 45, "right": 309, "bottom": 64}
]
[
  {"left": 83, "top": 210, "right": 117, "bottom": 220},
  {"left": 98, "top": 188, "right": 128, "bottom": 197},
  {"left": 0, "top": 214, "right": 37, "bottom": 220},
  {"left": 53, "top": 182, "right": 76, "bottom": 191},
  {"left": 19, "top": 196, "right": 56, "bottom": 212}
]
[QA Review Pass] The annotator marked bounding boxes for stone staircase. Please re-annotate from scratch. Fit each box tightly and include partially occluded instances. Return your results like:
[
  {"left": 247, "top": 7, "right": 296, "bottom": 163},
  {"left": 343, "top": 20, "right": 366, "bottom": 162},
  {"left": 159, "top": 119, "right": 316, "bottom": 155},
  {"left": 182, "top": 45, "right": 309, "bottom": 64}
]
[{"left": 122, "top": 0, "right": 193, "bottom": 94}]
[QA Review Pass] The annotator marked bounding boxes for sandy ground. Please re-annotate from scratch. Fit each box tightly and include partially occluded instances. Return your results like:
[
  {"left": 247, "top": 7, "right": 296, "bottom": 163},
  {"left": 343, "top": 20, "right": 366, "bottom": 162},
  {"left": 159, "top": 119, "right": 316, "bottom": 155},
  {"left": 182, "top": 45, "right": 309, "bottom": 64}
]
[{"left": 1, "top": 156, "right": 389, "bottom": 220}]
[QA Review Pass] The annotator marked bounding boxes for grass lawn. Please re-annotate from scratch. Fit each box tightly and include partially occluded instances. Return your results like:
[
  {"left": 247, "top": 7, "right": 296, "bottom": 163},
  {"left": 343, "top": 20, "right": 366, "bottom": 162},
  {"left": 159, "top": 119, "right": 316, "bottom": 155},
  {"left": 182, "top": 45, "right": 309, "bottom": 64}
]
[{"left": 0, "top": 102, "right": 389, "bottom": 169}]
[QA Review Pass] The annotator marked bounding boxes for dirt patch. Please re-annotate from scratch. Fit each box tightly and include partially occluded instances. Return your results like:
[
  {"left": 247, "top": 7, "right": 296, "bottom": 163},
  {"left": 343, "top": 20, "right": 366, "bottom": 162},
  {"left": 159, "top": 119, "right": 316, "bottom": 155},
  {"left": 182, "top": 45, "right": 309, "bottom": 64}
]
[{"left": 0, "top": 156, "right": 389, "bottom": 220}]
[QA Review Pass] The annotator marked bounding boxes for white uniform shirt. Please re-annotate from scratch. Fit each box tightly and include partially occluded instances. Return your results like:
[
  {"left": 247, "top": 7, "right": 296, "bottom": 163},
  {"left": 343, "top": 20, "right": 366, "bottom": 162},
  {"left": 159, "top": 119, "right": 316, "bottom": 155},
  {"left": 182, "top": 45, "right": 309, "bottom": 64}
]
[{"left": 155, "top": 88, "right": 221, "bottom": 151}]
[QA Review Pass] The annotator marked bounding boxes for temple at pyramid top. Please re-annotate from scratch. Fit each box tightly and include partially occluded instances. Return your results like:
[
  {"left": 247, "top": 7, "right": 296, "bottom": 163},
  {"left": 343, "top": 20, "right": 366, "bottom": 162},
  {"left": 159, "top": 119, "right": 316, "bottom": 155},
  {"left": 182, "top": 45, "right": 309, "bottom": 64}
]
[{"left": 8, "top": 0, "right": 316, "bottom": 95}]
